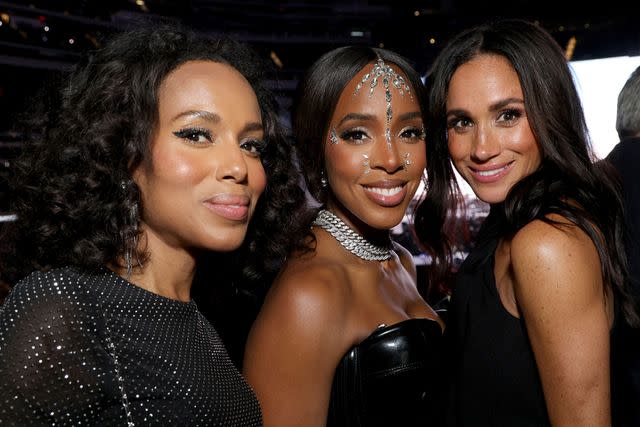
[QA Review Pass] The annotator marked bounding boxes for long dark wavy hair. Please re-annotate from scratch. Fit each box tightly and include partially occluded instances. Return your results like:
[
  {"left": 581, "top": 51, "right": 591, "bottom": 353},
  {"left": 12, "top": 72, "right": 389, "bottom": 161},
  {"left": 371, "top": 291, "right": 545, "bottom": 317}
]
[
  {"left": 1, "top": 22, "right": 305, "bottom": 285},
  {"left": 291, "top": 46, "right": 429, "bottom": 254},
  {"left": 416, "top": 18, "right": 639, "bottom": 326}
]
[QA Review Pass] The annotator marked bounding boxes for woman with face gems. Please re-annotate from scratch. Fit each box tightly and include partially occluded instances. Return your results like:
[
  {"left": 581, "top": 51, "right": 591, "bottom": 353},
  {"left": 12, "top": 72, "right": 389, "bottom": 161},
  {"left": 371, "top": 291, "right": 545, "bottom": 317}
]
[
  {"left": 0, "top": 24, "right": 304, "bottom": 426},
  {"left": 416, "top": 19, "right": 640, "bottom": 426},
  {"left": 243, "top": 46, "right": 444, "bottom": 427}
]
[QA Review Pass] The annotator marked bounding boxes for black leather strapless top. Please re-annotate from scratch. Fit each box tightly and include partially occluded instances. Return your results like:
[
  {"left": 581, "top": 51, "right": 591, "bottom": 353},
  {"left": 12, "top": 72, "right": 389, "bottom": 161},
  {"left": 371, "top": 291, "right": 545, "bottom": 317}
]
[{"left": 327, "top": 318, "right": 443, "bottom": 427}]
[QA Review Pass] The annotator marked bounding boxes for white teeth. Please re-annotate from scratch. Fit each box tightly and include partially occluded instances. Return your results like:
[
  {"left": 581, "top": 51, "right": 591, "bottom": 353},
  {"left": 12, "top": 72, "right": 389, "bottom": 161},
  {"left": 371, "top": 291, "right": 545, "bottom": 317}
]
[
  {"left": 365, "top": 186, "right": 403, "bottom": 196},
  {"left": 476, "top": 165, "right": 508, "bottom": 176}
]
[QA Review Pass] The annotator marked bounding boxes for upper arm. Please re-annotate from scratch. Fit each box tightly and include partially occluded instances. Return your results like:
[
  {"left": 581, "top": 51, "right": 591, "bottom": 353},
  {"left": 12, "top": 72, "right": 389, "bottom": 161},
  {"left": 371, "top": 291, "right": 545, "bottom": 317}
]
[
  {"left": 511, "top": 220, "right": 610, "bottom": 426},
  {"left": 0, "top": 271, "right": 113, "bottom": 424},
  {"left": 243, "top": 265, "right": 350, "bottom": 427}
]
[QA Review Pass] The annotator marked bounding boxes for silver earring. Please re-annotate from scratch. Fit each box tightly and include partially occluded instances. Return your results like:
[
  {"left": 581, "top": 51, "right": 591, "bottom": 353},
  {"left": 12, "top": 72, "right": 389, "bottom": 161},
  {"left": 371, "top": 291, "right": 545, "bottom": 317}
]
[
  {"left": 121, "top": 180, "right": 139, "bottom": 280},
  {"left": 320, "top": 171, "right": 328, "bottom": 188},
  {"left": 124, "top": 202, "right": 139, "bottom": 279}
]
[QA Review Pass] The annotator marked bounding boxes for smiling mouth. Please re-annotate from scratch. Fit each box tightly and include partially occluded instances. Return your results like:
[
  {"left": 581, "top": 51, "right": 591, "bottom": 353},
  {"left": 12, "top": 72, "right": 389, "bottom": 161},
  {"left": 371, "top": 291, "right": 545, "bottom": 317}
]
[
  {"left": 475, "top": 165, "right": 509, "bottom": 176},
  {"left": 363, "top": 185, "right": 404, "bottom": 196},
  {"left": 470, "top": 161, "right": 514, "bottom": 180}
]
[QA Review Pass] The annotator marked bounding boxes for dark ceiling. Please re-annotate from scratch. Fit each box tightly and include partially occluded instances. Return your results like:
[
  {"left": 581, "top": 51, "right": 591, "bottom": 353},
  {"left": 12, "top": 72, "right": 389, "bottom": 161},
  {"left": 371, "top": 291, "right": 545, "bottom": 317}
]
[
  {"left": 1, "top": 0, "right": 639, "bottom": 112},
  {"left": 0, "top": 1, "right": 639, "bottom": 208}
]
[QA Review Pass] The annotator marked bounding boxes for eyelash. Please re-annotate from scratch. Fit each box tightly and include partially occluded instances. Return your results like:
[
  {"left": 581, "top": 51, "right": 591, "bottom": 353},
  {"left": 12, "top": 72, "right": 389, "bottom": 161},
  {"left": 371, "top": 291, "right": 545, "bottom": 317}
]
[
  {"left": 173, "top": 127, "right": 212, "bottom": 144},
  {"left": 400, "top": 126, "right": 426, "bottom": 141},
  {"left": 447, "top": 108, "right": 524, "bottom": 130},
  {"left": 173, "top": 127, "right": 266, "bottom": 157},
  {"left": 447, "top": 117, "right": 470, "bottom": 130},
  {"left": 240, "top": 139, "right": 266, "bottom": 157},
  {"left": 339, "top": 128, "right": 370, "bottom": 144},
  {"left": 498, "top": 108, "right": 523, "bottom": 123}
]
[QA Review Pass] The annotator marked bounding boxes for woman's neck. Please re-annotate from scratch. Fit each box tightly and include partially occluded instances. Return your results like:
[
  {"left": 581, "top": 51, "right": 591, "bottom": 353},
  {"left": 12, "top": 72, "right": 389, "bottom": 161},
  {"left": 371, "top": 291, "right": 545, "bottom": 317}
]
[{"left": 122, "top": 228, "right": 197, "bottom": 302}]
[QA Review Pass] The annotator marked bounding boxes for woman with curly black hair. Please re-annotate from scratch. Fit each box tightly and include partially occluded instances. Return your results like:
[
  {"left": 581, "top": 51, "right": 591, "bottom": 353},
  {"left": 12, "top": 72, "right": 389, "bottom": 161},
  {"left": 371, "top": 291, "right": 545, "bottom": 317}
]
[{"left": 0, "top": 23, "right": 304, "bottom": 426}]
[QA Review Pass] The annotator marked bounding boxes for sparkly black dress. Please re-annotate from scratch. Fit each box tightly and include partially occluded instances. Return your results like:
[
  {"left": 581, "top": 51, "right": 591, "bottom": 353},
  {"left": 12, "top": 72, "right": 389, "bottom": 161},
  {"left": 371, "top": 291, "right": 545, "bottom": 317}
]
[{"left": 0, "top": 267, "right": 262, "bottom": 426}]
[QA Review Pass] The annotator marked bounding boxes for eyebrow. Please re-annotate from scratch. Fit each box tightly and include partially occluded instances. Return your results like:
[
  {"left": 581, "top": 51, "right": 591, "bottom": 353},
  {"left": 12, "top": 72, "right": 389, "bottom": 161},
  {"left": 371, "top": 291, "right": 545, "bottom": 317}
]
[
  {"left": 446, "top": 97, "right": 524, "bottom": 116},
  {"left": 242, "top": 122, "right": 264, "bottom": 133},
  {"left": 488, "top": 97, "right": 524, "bottom": 112},
  {"left": 397, "top": 111, "right": 422, "bottom": 121},
  {"left": 172, "top": 110, "right": 263, "bottom": 133},
  {"left": 337, "top": 112, "right": 375, "bottom": 127},
  {"left": 172, "top": 110, "right": 221, "bottom": 123},
  {"left": 336, "top": 111, "right": 422, "bottom": 127}
]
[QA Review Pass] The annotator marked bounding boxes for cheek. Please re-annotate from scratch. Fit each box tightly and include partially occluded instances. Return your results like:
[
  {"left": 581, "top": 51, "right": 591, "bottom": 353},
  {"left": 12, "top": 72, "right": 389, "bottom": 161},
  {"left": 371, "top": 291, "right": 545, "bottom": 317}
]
[
  {"left": 447, "top": 134, "right": 467, "bottom": 162},
  {"left": 513, "top": 128, "right": 540, "bottom": 156},
  {"left": 250, "top": 161, "right": 267, "bottom": 197},
  {"left": 153, "top": 148, "right": 206, "bottom": 185},
  {"left": 326, "top": 147, "right": 367, "bottom": 179}
]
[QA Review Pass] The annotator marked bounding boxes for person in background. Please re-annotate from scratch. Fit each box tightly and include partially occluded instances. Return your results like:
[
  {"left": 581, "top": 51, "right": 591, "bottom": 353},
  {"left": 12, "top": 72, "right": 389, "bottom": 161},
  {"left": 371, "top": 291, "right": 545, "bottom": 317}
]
[
  {"left": 608, "top": 65, "right": 640, "bottom": 427},
  {"left": 243, "top": 46, "right": 444, "bottom": 427},
  {"left": 0, "top": 22, "right": 304, "bottom": 426},
  {"left": 417, "top": 18, "right": 639, "bottom": 426}
]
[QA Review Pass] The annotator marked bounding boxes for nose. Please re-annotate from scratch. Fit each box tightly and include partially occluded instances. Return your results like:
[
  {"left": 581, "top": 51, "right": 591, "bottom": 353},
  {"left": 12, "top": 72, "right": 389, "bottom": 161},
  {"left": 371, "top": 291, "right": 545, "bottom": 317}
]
[
  {"left": 470, "top": 125, "right": 500, "bottom": 162},
  {"left": 369, "top": 134, "right": 403, "bottom": 173},
  {"left": 216, "top": 139, "right": 249, "bottom": 183}
]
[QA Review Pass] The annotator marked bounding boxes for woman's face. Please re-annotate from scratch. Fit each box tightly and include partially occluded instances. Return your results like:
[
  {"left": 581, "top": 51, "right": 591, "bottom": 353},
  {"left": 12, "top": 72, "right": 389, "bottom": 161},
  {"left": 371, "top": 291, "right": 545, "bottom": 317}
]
[
  {"left": 133, "top": 60, "right": 267, "bottom": 253},
  {"left": 446, "top": 53, "right": 542, "bottom": 205},
  {"left": 324, "top": 60, "right": 426, "bottom": 232}
]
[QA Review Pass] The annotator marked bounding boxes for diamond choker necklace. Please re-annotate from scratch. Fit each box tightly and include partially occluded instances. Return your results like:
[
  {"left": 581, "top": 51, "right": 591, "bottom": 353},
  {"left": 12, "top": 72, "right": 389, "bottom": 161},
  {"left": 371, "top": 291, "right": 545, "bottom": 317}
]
[{"left": 312, "top": 209, "right": 392, "bottom": 261}]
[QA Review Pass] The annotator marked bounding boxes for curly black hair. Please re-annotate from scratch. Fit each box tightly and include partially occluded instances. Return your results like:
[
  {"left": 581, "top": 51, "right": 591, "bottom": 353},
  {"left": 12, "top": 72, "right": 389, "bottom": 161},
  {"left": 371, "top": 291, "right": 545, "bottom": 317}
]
[{"left": 1, "top": 21, "right": 306, "bottom": 285}]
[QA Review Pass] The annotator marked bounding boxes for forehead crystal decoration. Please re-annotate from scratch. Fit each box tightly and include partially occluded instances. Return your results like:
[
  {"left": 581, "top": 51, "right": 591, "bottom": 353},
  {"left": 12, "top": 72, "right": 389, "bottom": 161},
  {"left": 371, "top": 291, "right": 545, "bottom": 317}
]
[{"left": 354, "top": 57, "right": 413, "bottom": 151}]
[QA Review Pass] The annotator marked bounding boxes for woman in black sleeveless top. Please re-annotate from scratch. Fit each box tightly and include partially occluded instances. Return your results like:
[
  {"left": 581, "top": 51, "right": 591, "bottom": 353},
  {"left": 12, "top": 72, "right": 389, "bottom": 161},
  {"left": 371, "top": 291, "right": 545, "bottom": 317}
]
[{"left": 416, "top": 19, "right": 639, "bottom": 426}]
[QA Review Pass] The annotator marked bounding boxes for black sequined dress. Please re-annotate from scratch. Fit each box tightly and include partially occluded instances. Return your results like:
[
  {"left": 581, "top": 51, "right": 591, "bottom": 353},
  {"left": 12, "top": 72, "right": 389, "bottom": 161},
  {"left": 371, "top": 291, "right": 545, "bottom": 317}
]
[{"left": 0, "top": 267, "right": 262, "bottom": 426}]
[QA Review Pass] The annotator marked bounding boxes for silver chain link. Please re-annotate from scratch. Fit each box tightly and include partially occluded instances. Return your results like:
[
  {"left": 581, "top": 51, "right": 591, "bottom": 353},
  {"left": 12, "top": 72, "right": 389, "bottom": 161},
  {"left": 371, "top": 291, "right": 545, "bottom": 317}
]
[{"left": 313, "top": 209, "right": 392, "bottom": 261}]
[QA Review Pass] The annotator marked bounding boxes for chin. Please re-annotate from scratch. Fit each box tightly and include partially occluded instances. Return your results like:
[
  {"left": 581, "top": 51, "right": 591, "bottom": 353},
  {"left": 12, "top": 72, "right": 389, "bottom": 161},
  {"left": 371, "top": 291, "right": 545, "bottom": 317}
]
[
  {"left": 473, "top": 190, "right": 508, "bottom": 205},
  {"left": 203, "top": 232, "right": 248, "bottom": 253}
]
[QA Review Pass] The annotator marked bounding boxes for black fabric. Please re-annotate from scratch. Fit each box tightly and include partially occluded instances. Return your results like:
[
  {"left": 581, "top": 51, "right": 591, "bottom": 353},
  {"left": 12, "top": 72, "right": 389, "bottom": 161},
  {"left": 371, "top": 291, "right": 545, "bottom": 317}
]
[
  {"left": 607, "top": 137, "right": 640, "bottom": 427},
  {"left": 327, "top": 318, "right": 444, "bottom": 427},
  {"left": 0, "top": 267, "right": 262, "bottom": 426},
  {"left": 444, "top": 208, "right": 550, "bottom": 426}
]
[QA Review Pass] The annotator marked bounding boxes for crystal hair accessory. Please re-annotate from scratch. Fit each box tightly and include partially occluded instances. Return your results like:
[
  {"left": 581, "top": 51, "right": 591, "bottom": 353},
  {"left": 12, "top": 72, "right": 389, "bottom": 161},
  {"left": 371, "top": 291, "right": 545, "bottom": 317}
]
[
  {"left": 312, "top": 209, "right": 392, "bottom": 261},
  {"left": 354, "top": 57, "right": 413, "bottom": 151}
]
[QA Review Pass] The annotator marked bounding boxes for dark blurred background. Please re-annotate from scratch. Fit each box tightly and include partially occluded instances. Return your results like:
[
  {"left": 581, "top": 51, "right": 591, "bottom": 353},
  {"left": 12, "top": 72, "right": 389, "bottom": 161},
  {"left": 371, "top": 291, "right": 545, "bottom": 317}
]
[
  {"left": 1, "top": 1, "right": 640, "bottom": 217},
  {"left": 1, "top": 0, "right": 639, "bottom": 364}
]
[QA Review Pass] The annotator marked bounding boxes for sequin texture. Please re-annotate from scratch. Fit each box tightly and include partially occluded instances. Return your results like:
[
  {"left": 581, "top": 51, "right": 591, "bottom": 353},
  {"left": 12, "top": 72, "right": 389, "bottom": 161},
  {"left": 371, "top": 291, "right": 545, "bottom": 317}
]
[{"left": 0, "top": 267, "right": 262, "bottom": 426}]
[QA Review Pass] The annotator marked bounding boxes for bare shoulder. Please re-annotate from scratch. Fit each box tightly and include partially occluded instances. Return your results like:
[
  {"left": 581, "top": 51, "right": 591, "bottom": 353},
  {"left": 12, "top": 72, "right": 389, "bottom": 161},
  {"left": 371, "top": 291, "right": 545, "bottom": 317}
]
[
  {"left": 392, "top": 241, "right": 417, "bottom": 280},
  {"left": 511, "top": 215, "right": 600, "bottom": 270},
  {"left": 251, "top": 255, "right": 353, "bottom": 340},
  {"left": 510, "top": 215, "right": 602, "bottom": 307}
]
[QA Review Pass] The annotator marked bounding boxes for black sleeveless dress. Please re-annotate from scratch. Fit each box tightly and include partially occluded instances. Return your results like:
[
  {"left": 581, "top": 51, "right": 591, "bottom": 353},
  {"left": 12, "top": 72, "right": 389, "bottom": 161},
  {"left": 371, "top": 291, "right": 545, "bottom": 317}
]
[
  {"left": 327, "top": 318, "right": 444, "bottom": 427},
  {"left": 445, "top": 209, "right": 550, "bottom": 426}
]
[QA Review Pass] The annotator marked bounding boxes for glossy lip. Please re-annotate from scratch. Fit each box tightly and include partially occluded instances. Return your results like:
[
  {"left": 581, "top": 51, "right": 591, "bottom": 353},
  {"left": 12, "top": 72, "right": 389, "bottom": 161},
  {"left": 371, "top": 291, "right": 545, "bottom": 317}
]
[
  {"left": 361, "top": 179, "right": 408, "bottom": 207},
  {"left": 202, "top": 193, "right": 251, "bottom": 221},
  {"left": 467, "top": 160, "right": 514, "bottom": 184}
]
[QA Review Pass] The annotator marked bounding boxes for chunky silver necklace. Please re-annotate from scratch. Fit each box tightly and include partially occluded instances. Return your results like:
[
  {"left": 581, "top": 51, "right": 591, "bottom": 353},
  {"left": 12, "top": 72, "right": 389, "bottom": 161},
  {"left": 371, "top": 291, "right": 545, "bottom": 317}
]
[{"left": 313, "top": 209, "right": 392, "bottom": 261}]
